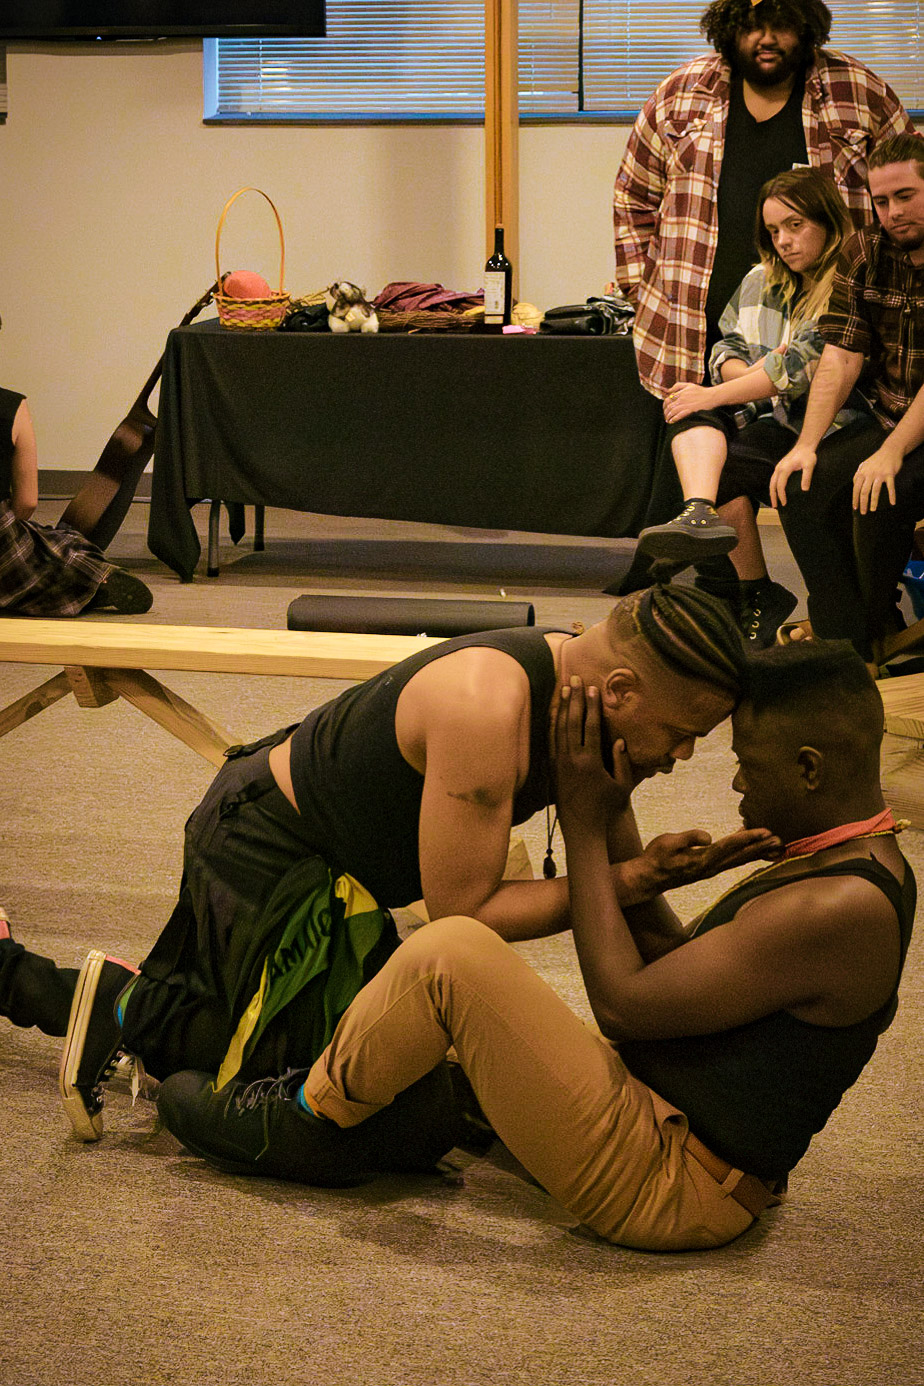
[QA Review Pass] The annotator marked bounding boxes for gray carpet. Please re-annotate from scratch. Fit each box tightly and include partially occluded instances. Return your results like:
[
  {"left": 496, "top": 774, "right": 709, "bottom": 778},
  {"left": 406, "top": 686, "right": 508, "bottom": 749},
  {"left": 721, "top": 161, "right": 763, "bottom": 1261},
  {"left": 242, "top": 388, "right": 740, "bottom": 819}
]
[{"left": 1, "top": 504, "right": 922, "bottom": 1386}]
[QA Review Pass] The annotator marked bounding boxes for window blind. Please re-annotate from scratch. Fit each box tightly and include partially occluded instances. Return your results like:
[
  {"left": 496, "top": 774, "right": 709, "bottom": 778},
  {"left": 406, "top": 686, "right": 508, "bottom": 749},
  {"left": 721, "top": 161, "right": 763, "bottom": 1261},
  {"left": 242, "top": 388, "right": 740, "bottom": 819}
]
[{"left": 206, "top": 0, "right": 924, "bottom": 121}]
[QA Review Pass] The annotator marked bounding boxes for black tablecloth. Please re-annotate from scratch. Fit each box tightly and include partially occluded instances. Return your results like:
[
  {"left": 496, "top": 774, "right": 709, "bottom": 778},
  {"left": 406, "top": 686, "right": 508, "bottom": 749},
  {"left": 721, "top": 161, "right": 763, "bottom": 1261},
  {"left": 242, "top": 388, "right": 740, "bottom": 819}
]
[{"left": 148, "top": 321, "right": 665, "bottom": 581}]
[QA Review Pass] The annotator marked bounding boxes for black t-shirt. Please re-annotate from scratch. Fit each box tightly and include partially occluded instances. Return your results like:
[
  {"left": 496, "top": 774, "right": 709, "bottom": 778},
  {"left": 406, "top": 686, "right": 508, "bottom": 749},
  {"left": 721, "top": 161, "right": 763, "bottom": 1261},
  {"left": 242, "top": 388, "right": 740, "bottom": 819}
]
[{"left": 704, "top": 72, "right": 809, "bottom": 348}]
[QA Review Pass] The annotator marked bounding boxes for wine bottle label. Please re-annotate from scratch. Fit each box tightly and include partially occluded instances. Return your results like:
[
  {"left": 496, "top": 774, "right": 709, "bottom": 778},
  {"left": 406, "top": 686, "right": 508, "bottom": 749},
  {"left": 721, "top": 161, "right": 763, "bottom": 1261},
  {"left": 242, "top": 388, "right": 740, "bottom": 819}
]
[{"left": 484, "top": 271, "right": 506, "bottom": 319}]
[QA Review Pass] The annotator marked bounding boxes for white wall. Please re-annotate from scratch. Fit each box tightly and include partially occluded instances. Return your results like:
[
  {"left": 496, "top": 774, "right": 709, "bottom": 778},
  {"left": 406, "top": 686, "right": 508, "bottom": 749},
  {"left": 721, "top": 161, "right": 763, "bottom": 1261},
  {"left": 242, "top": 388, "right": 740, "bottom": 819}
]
[{"left": 0, "top": 42, "right": 629, "bottom": 471}]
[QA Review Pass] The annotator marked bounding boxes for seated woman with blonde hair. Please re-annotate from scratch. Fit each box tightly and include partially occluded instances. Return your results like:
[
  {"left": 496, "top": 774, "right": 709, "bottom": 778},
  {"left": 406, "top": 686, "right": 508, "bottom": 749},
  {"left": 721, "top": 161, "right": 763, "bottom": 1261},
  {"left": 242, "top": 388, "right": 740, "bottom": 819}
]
[{"left": 637, "top": 167, "right": 871, "bottom": 647}]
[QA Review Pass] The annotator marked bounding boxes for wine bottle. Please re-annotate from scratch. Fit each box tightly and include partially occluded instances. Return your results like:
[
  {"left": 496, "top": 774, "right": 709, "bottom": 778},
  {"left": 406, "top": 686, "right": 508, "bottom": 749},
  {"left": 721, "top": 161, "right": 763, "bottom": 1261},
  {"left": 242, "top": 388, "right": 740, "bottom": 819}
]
[{"left": 483, "top": 225, "right": 512, "bottom": 331}]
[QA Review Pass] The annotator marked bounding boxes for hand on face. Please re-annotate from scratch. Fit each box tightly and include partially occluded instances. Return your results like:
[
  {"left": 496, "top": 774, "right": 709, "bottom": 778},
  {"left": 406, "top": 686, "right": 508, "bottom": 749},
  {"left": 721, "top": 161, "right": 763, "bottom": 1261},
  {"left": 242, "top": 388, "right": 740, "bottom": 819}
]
[{"left": 553, "top": 676, "right": 633, "bottom": 835}]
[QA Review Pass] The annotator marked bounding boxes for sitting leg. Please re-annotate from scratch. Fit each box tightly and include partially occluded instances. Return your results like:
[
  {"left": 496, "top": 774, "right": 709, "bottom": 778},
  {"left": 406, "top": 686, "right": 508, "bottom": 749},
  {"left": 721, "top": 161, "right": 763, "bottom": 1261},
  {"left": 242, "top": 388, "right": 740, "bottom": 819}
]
[
  {"left": 853, "top": 440, "right": 924, "bottom": 659},
  {"left": 776, "top": 421, "right": 886, "bottom": 656},
  {"left": 695, "top": 419, "right": 800, "bottom": 646},
  {"left": 636, "top": 418, "right": 739, "bottom": 563},
  {"left": 0, "top": 906, "right": 79, "bottom": 1037},
  {"left": 159, "top": 918, "right": 755, "bottom": 1250}
]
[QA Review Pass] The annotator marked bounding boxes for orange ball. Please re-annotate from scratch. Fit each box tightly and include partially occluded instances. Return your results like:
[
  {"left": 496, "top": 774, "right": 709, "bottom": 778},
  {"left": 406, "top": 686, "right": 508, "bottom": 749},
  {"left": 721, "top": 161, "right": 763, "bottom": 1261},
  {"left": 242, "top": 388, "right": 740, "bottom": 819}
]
[{"left": 222, "top": 269, "right": 272, "bottom": 298}]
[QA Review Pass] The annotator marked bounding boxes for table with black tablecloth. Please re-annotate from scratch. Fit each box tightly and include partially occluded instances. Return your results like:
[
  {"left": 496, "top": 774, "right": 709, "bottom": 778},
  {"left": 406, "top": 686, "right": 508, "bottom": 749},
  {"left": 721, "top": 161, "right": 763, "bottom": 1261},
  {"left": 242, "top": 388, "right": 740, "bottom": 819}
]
[{"left": 148, "top": 321, "right": 668, "bottom": 582}]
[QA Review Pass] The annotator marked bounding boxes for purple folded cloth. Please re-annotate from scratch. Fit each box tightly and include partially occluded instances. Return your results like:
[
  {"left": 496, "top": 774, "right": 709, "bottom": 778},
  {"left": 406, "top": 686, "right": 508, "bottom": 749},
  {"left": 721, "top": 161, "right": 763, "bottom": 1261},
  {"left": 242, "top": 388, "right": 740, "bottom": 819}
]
[{"left": 372, "top": 281, "right": 484, "bottom": 313}]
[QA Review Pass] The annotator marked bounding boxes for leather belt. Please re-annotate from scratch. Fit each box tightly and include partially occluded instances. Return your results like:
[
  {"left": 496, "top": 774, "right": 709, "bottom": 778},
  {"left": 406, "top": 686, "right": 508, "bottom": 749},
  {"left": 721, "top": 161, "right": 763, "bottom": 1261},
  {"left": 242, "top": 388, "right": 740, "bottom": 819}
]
[{"left": 684, "top": 1132, "right": 782, "bottom": 1218}]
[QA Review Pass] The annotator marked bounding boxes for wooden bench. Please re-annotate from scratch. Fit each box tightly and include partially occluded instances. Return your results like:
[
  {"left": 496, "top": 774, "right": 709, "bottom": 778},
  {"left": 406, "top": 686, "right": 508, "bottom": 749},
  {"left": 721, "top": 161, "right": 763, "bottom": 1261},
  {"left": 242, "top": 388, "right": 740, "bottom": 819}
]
[
  {"left": 879, "top": 671, "right": 924, "bottom": 828},
  {"left": 0, "top": 619, "right": 442, "bottom": 767}
]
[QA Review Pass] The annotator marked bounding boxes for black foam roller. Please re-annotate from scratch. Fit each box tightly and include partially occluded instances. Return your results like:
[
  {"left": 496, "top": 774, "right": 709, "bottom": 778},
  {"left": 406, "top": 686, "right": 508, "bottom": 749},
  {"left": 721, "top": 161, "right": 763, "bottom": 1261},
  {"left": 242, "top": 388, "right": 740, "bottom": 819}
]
[{"left": 287, "top": 595, "right": 535, "bottom": 636}]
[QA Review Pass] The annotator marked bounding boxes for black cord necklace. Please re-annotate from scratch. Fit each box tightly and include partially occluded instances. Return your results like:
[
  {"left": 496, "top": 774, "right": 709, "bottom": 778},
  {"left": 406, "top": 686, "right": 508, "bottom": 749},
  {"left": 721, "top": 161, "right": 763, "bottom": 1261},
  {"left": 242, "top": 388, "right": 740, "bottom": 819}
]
[{"left": 544, "top": 775, "right": 558, "bottom": 879}]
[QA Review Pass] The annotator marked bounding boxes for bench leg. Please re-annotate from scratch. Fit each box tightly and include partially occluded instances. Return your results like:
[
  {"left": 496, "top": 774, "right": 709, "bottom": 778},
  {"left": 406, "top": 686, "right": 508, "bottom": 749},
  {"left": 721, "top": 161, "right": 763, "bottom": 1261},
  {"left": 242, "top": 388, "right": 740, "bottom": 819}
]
[
  {"left": 102, "top": 667, "right": 237, "bottom": 767},
  {"left": 254, "top": 504, "right": 265, "bottom": 552},
  {"left": 0, "top": 671, "right": 73, "bottom": 740}
]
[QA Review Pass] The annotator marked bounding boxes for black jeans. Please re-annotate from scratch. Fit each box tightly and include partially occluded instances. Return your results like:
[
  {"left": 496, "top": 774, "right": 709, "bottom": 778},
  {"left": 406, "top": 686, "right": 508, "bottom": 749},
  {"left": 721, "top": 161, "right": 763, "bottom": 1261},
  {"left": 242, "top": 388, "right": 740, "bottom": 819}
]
[
  {"left": 121, "top": 729, "right": 398, "bottom": 1082},
  {"left": 777, "top": 419, "right": 924, "bottom": 657},
  {"left": 0, "top": 937, "right": 78, "bottom": 1036}
]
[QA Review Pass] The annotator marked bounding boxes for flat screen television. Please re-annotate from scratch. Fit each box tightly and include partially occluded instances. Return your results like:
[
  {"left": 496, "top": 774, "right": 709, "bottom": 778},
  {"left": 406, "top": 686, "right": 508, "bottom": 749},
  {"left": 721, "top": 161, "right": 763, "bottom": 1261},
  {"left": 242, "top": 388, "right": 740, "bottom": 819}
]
[{"left": 0, "top": 2, "right": 326, "bottom": 39}]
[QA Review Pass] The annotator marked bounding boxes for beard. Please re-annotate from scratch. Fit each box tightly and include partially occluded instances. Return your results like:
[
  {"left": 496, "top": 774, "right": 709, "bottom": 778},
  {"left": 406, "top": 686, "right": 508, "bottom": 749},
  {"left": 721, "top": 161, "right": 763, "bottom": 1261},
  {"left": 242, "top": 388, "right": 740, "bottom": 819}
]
[
  {"left": 735, "top": 43, "right": 806, "bottom": 88},
  {"left": 887, "top": 222, "right": 924, "bottom": 253}
]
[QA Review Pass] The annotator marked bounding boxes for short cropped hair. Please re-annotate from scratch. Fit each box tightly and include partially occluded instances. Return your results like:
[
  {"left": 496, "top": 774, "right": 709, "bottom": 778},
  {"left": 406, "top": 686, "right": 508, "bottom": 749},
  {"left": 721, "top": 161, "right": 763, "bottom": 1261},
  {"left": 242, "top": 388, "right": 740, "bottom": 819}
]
[
  {"left": 700, "top": 0, "right": 831, "bottom": 64},
  {"left": 868, "top": 133, "right": 924, "bottom": 182},
  {"left": 741, "top": 640, "right": 883, "bottom": 768}
]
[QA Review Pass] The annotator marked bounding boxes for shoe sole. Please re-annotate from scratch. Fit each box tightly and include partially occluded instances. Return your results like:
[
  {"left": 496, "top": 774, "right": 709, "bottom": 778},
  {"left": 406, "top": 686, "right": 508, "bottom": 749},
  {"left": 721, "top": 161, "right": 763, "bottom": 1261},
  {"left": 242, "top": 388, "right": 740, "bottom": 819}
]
[
  {"left": 636, "top": 527, "right": 738, "bottom": 563},
  {"left": 59, "top": 949, "right": 108, "bottom": 1142}
]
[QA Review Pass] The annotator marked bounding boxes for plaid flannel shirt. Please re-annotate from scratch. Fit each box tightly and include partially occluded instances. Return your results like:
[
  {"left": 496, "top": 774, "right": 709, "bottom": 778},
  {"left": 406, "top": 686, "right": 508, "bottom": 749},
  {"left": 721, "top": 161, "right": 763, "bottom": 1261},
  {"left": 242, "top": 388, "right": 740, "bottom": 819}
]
[
  {"left": 613, "top": 49, "right": 915, "bottom": 399},
  {"left": 819, "top": 225, "right": 924, "bottom": 429},
  {"left": 709, "top": 263, "right": 867, "bottom": 434}
]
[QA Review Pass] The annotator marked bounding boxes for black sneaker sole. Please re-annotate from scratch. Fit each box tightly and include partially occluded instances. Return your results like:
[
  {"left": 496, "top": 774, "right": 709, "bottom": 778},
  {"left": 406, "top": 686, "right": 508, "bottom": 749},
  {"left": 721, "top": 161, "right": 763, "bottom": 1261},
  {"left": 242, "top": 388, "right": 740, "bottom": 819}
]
[
  {"left": 636, "top": 524, "right": 739, "bottom": 563},
  {"left": 90, "top": 569, "right": 154, "bottom": 615}
]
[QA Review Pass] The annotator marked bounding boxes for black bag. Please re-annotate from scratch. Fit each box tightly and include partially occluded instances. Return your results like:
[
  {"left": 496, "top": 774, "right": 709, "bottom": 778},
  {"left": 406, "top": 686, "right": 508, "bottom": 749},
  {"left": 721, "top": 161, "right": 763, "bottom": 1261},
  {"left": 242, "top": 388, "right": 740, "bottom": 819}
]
[
  {"left": 279, "top": 303, "right": 329, "bottom": 332},
  {"left": 540, "top": 292, "right": 634, "bottom": 336}
]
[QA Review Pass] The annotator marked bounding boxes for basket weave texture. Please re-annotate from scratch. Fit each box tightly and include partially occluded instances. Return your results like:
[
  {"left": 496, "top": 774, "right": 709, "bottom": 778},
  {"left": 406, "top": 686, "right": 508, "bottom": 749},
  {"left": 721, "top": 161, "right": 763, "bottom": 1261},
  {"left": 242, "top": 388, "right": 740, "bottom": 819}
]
[
  {"left": 377, "top": 308, "right": 480, "bottom": 334},
  {"left": 214, "top": 187, "right": 290, "bottom": 331}
]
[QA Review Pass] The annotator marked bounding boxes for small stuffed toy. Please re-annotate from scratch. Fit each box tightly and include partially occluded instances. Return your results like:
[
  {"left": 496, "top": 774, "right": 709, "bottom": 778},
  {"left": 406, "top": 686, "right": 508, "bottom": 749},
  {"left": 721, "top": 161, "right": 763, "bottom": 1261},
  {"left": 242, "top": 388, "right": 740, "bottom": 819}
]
[{"left": 325, "top": 280, "right": 379, "bottom": 334}]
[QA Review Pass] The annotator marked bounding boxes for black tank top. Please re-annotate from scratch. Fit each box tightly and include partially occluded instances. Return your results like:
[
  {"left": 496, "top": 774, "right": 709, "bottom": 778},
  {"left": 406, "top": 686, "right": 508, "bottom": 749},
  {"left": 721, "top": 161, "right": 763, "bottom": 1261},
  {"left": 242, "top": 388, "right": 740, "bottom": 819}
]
[
  {"left": 288, "top": 627, "right": 562, "bottom": 906},
  {"left": 620, "top": 851, "right": 915, "bottom": 1181}
]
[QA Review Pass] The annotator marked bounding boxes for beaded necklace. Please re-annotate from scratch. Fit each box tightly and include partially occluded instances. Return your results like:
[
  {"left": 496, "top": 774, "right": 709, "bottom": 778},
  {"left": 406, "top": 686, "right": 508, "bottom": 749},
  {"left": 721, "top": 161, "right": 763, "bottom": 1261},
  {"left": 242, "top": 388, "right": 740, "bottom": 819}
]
[{"left": 780, "top": 807, "right": 900, "bottom": 861}]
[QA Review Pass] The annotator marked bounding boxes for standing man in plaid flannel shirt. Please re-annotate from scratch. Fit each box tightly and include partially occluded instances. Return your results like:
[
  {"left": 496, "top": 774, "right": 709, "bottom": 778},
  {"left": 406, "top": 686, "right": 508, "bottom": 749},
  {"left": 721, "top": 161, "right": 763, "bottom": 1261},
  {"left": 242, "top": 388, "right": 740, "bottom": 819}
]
[
  {"left": 613, "top": 0, "right": 913, "bottom": 402},
  {"left": 768, "top": 133, "right": 924, "bottom": 661}
]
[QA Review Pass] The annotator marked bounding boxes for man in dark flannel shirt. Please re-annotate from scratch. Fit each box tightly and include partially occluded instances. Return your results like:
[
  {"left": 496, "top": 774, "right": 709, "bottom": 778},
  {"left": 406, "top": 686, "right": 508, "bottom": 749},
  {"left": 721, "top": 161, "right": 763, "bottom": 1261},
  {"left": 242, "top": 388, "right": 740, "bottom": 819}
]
[{"left": 768, "top": 132, "right": 924, "bottom": 661}]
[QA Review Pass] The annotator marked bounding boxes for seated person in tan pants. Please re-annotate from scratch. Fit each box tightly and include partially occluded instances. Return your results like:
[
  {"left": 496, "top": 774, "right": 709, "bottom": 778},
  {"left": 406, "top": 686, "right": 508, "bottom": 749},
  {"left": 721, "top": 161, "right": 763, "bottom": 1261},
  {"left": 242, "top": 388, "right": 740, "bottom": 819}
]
[{"left": 157, "top": 641, "right": 914, "bottom": 1252}]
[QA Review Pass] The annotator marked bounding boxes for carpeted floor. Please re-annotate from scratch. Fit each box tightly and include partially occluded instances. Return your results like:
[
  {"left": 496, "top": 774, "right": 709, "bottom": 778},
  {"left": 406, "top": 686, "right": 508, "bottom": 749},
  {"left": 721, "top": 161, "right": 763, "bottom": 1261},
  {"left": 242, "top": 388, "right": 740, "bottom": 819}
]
[{"left": 1, "top": 503, "right": 921, "bottom": 1386}]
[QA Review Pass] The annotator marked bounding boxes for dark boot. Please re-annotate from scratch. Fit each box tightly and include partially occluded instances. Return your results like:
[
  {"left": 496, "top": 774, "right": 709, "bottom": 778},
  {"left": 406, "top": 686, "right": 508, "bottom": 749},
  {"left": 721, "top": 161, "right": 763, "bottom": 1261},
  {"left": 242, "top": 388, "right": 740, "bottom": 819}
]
[
  {"left": 738, "top": 579, "right": 798, "bottom": 649},
  {"left": 157, "top": 1062, "right": 459, "bottom": 1185}
]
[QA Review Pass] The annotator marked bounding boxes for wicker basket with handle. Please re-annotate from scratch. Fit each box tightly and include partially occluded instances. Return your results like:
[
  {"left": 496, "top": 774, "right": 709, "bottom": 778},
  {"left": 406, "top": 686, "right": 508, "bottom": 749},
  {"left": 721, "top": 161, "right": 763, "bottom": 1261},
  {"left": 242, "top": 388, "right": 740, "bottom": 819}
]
[{"left": 214, "top": 186, "right": 290, "bottom": 331}]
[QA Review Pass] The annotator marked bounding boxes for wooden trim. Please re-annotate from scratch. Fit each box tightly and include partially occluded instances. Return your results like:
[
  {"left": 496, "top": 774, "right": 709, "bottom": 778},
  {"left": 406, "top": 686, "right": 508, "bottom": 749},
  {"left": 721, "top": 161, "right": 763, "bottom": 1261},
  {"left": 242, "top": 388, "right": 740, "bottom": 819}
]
[
  {"left": 485, "top": 0, "right": 519, "bottom": 289},
  {"left": 38, "top": 470, "right": 152, "bottom": 502}
]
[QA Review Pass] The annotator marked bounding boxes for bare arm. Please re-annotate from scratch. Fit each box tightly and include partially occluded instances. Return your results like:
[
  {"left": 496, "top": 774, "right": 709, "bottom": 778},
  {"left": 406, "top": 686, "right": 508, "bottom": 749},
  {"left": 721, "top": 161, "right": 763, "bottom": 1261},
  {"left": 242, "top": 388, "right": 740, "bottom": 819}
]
[
  {"left": 664, "top": 364, "right": 777, "bottom": 423},
  {"left": 9, "top": 400, "right": 38, "bottom": 521},
  {"left": 401, "top": 648, "right": 576, "bottom": 941},
  {"left": 403, "top": 650, "right": 775, "bottom": 944},
  {"left": 769, "top": 345, "right": 864, "bottom": 506},
  {"left": 555, "top": 682, "right": 898, "bottom": 1040}
]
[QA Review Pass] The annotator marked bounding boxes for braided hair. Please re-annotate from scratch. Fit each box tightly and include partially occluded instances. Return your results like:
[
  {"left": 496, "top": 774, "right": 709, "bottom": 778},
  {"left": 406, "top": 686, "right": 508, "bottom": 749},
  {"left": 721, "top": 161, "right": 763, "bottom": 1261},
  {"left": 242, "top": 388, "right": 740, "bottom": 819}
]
[{"left": 613, "top": 582, "right": 748, "bottom": 699}]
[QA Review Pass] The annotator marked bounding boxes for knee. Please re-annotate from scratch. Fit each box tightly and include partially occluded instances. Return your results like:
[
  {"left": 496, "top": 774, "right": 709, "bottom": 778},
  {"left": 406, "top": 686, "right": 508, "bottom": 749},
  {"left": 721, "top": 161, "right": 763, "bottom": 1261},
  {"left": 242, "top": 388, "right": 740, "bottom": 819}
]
[
  {"left": 781, "top": 474, "right": 814, "bottom": 513},
  {"left": 398, "top": 915, "right": 508, "bottom": 977}
]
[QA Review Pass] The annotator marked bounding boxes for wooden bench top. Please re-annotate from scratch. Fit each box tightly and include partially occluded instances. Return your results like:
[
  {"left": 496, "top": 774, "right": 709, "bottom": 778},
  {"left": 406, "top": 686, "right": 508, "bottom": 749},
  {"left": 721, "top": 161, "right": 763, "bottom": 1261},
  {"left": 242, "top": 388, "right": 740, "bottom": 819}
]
[
  {"left": 0, "top": 619, "right": 443, "bottom": 682},
  {"left": 879, "top": 671, "right": 924, "bottom": 742}
]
